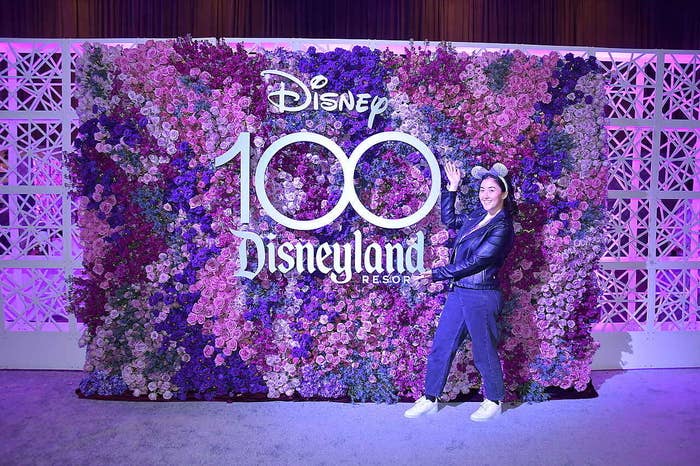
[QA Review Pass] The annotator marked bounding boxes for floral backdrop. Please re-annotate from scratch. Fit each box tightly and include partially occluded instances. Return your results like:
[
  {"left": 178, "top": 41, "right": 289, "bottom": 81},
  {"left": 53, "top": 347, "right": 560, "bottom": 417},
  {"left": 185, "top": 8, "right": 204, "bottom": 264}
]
[{"left": 70, "top": 38, "right": 608, "bottom": 402}]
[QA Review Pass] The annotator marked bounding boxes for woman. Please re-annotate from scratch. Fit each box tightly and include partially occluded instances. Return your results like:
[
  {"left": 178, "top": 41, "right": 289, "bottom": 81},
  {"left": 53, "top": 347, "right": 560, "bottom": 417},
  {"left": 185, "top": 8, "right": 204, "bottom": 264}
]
[{"left": 404, "top": 160, "right": 515, "bottom": 422}]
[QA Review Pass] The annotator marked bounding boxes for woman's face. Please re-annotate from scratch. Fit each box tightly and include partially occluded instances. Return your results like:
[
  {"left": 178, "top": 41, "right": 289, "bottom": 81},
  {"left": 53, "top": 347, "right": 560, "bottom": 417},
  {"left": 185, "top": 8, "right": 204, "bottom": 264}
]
[{"left": 479, "top": 177, "right": 507, "bottom": 215}]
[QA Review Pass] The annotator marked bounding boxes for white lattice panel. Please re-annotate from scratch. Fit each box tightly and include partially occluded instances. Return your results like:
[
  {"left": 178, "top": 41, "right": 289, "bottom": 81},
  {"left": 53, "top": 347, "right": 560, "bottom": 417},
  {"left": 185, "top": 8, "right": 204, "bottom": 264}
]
[
  {"left": 655, "top": 268, "right": 699, "bottom": 331},
  {"left": 655, "top": 199, "right": 700, "bottom": 258},
  {"left": 595, "top": 268, "right": 649, "bottom": 332},
  {"left": 597, "top": 52, "right": 657, "bottom": 121},
  {"left": 593, "top": 49, "right": 700, "bottom": 368},
  {"left": 606, "top": 127, "right": 653, "bottom": 192},
  {"left": 0, "top": 267, "right": 68, "bottom": 331},
  {"left": 658, "top": 129, "right": 700, "bottom": 192},
  {"left": 0, "top": 38, "right": 698, "bottom": 370},
  {"left": 0, "top": 43, "right": 64, "bottom": 112},
  {"left": 0, "top": 40, "right": 77, "bottom": 354},
  {"left": 604, "top": 198, "right": 650, "bottom": 259},
  {"left": 662, "top": 54, "right": 700, "bottom": 120}
]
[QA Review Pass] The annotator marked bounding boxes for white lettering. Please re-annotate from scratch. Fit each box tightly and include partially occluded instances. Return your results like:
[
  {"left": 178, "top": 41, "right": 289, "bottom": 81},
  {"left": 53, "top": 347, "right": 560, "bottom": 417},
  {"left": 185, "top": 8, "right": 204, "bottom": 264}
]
[
  {"left": 384, "top": 243, "right": 404, "bottom": 274},
  {"left": 316, "top": 243, "right": 332, "bottom": 274},
  {"left": 278, "top": 242, "right": 295, "bottom": 273},
  {"left": 233, "top": 230, "right": 425, "bottom": 283},
  {"left": 331, "top": 242, "right": 353, "bottom": 284},
  {"left": 319, "top": 93, "right": 339, "bottom": 111},
  {"left": 405, "top": 232, "right": 425, "bottom": 273},
  {"left": 261, "top": 70, "right": 389, "bottom": 128},
  {"left": 338, "top": 92, "right": 355, "bottom": 112},
  {"left": 368, "top": 97, "right": 389, "bottom": 130},
  {"left": 363, "top": 242, "right": 384, "bottom": 274},
  {"left": 233, "top": 230, "right": 265, "bottom": 279},
  {"left": 260, "top": 70, "right": 311, "bottom": 112},
  {"left": 355, "top": 93, "right": 370, "bottom": 113},
  {"left": 221, "top": 131, "right": 441, "bottom": 231}
]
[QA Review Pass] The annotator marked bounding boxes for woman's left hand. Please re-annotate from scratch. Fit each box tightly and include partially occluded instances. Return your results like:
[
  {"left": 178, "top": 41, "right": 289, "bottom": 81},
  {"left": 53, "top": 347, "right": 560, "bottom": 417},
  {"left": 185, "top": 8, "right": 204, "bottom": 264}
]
[{"left": 410, "top": 270, "right": 432, "bottom": 286}]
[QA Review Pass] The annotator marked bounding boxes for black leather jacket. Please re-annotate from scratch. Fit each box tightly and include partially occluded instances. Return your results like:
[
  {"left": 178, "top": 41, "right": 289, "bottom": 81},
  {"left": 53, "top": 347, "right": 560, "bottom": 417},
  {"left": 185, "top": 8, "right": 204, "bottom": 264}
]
[{"left": 432, "top": 190, "right": 514, "bottom": 290}]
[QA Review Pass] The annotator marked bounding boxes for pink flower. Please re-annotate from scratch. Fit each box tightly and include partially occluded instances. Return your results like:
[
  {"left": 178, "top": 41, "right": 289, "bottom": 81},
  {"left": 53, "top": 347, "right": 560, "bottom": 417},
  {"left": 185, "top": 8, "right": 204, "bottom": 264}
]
[
  {"left": 511, "top": 269, "right": 523, "bottom": 283},
  {"left": 239, "top": 347, "right": 252, "bottom": 361}
]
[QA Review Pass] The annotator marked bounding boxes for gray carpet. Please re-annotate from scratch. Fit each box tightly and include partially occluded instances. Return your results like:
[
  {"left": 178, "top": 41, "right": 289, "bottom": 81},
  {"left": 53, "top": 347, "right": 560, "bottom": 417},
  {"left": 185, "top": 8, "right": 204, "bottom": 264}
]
[{"left": 1, "top": 368, "right": 698, "bottom": 466}]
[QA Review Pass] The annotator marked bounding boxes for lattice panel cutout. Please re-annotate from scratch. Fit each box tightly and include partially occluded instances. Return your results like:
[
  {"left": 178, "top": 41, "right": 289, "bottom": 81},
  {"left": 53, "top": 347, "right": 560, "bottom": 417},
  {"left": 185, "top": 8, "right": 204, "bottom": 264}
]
[
  {"left": 596, "top": 52, "right": 657, "bottom": 120},
  {"left": 0, "top": 48, "right": 7, "bottom": 109},
  {"left": 12, "top": 193, "right": 62, "bottom": 227},
  {"left": 17, "top": 120, "right": 64, "bottom": 185},
  {"left": 655, "top": 269, "right": 699, "bottom": 331},
  {"left": 0, "top": 193, "right": 63, "bottom": 259},
  {"left": 0, "top": 120, "right": 64, "bottom": 186},
  {"left": 655, "top": 198, "right": 700, "bottom": 259},
  {"left": 70, "top": 119, "right": 79, "bottom": 153},
  {"left": 0, "top": 43, "right": 64, "bottom": 112},
  {"left": 69, "top": 49, "right": 81, "bottom": 110},
  {"left": 606, "top": 127, "right": 654, "bottom": 191},
  {"left": 604, "top": 198, "right": 650, "bottom": 259},
  {"left": 0, "top": 227, "right": 63, "bottom": 259},
  {"left": 0, "top": 267, "right": 68, "bottom": 331},
  {"left": 69, "top": 197, "right": 82, "bottom": 263},
  {"left": 596, "top": 268, "right": 648, "bottom": 331},
  {"left": 658, "top": 129, "right": 700, "bottom": 192},
  {"left": 0, "top": 120, "right": 10, "bottom": 173},
  {"left": 0, "top": 194, "right": 8, "bottom": 254},
  {"left": 662, "top": 54, "right": 700, "bottom": 120}
]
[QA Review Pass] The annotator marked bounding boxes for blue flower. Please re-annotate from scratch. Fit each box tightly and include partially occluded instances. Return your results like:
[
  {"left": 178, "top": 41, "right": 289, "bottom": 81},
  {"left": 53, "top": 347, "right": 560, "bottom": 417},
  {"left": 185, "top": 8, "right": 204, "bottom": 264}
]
[
  {"left": 79, "top": 370, "right": 128, "bottom": 396},
  {"left": 340, "top": 357, "right": 399, "bottom": 404}
]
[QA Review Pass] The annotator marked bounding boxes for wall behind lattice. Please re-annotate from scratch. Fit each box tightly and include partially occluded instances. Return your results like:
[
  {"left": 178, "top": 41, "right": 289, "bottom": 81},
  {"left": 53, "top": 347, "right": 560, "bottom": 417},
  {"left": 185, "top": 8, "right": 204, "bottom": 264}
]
[{"left": 0, "top": 39, "right": 698, "bottom": 369}]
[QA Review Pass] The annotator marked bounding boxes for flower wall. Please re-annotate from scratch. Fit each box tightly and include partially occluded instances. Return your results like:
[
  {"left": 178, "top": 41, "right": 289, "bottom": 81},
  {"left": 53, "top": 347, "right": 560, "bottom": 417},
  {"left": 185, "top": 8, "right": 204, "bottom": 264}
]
[{"left": 70, "top": 38, "right": 608, "bottom": 402}]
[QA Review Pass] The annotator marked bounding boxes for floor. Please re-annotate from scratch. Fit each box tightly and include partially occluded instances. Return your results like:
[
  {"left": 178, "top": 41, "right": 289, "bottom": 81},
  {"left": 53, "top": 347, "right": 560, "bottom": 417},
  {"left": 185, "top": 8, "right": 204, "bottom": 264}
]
[{"left": 1, "top": 368, "right": 699, "bottom": 466}]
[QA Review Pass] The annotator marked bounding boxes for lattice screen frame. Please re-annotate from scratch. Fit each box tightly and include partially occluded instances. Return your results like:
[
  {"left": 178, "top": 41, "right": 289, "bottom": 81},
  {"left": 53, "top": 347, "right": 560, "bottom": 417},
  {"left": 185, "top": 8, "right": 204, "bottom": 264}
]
[{"left": 1, "top": 38, "right": 698, "bottom": 369}]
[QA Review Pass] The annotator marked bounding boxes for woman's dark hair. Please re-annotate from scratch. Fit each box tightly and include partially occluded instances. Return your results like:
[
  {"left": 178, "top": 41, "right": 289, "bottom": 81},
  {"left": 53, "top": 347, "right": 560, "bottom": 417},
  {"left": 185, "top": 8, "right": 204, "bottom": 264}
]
[{"left": 480, "top": 174, "right": 518, "bottom": 217}]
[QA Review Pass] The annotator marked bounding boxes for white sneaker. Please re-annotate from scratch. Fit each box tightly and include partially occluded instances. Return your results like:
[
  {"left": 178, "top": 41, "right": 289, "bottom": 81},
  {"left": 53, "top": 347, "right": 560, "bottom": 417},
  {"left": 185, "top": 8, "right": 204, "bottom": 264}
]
[
  {"left": 404, "top": 396, "right": 438, "bottom": 418},
  {"left": 470, "top": 398, "right": 501, "bottom": 422}
]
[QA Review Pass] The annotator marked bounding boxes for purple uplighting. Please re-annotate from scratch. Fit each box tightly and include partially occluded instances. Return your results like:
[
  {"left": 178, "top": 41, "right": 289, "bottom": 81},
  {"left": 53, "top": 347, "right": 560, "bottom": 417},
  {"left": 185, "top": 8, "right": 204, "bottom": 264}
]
[{"left": 1, "top": 1, "right": 700, "bottom": 463}]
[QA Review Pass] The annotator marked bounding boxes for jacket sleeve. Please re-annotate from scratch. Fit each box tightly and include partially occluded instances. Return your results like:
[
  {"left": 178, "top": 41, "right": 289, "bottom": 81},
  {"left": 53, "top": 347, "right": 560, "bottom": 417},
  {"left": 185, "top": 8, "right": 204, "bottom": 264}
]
[
  {"left": 441, "top": 190, "right": 467, "bottom": 230},
  {"left": 432, "top": 221, "right": 512, "bottom": 281}
]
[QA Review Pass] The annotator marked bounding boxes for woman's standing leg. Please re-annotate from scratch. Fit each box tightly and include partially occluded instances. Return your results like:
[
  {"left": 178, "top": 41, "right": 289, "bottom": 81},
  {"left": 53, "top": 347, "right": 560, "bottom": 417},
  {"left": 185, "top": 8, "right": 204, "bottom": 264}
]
[
  {"left": 405, "top": 290, "right": 469, "bottom": 418},
  {"left": 460, "top": 289, "right": 505, "bottom": 402},
  {"left": 424, "top": 290, "right": 469, "bottom": 398}
]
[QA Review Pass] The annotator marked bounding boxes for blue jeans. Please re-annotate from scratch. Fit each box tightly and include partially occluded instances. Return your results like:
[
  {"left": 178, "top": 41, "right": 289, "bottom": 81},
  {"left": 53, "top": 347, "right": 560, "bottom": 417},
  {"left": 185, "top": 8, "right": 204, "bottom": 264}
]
[{"left": 424, "top": 287, "right": 505, "bottom": 401}]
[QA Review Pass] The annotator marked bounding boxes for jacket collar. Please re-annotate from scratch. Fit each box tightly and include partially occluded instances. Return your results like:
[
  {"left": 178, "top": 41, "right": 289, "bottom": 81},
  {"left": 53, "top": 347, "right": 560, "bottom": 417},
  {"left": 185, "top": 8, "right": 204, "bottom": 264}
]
[
  {"left": 468, "top": 208, "right": 508, "bottom": 228},
  {"left": 456, "top": 209, "right": 508, "bottom": 245}
]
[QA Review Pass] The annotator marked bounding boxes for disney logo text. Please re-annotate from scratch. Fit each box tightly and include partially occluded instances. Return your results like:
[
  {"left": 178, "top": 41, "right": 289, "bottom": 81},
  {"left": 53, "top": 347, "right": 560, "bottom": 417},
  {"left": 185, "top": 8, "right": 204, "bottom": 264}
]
[{"left": 261, "top": 70, "right": 389, "bottom": 129}]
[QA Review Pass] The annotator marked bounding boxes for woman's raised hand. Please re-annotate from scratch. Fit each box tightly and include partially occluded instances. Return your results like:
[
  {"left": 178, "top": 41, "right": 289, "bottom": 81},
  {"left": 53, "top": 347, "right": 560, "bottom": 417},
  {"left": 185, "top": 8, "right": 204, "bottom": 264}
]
[{"left": 445, "top": 160, "right": 462, "bottom": 192}]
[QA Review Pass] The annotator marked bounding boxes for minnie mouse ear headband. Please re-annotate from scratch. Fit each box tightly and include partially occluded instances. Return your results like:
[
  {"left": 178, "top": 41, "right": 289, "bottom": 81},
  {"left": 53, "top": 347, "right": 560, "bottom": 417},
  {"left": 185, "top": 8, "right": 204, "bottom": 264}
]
[{"left": 471, "top": 163, "right": 509, "bottom": 196}]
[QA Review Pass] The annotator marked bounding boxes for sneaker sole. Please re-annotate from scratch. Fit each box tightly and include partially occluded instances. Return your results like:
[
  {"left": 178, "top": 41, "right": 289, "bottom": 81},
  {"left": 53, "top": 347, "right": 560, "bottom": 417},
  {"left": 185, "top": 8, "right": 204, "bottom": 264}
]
[
  {"left": 403, "top": 405, "right": 438, "bottom": 418},
  {"left": 470, "top": 411, "right": 501, "bottom": 422}
]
